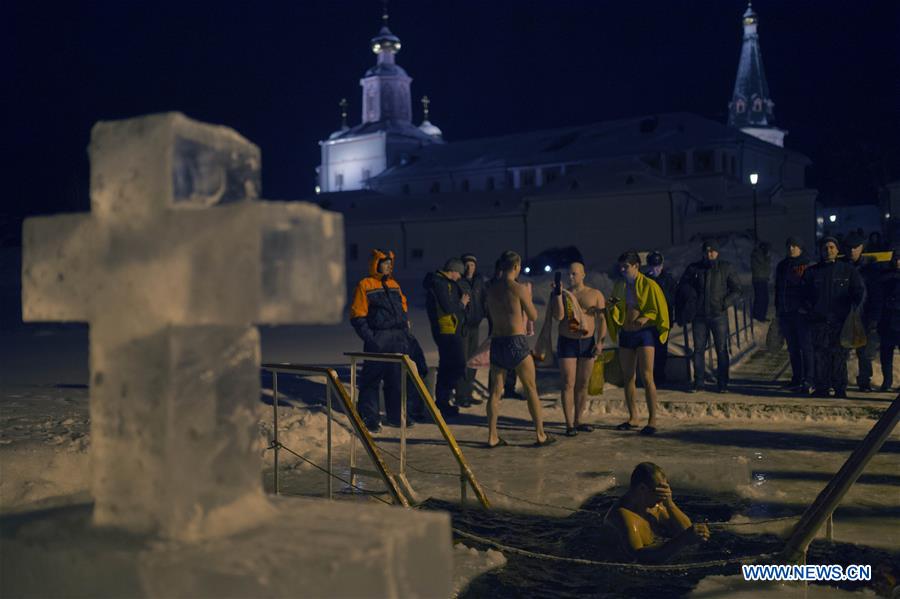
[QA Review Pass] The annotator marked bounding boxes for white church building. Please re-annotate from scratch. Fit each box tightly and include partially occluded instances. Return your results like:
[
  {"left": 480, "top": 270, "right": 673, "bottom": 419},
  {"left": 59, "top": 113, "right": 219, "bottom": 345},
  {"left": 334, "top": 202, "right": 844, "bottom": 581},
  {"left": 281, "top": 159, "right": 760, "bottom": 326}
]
[{"left": 315, "top": 5, "right": 818, "bottom": 282}]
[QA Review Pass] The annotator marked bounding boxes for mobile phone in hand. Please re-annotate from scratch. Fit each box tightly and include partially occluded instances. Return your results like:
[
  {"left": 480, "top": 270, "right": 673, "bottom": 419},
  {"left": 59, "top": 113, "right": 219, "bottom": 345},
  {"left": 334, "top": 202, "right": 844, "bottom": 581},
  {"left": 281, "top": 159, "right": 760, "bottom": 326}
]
[{"left": 554, "top": 271, "right": 562, "bottom": 290}]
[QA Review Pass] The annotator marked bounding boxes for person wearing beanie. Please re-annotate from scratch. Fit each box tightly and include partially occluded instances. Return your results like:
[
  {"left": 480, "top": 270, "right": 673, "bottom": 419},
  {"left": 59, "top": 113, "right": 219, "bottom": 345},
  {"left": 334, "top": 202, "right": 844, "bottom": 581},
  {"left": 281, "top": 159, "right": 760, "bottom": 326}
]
[
  {"left": 422, "top": 258, "right": 472, "bottom": 417},
  {"left": 802, "top": 237, "right": 865, "bottom": 398},
  {"left": 872, "top": 246, "right": 900, "bottom": 391},
  {"left": 842, "top": 233, "right": 880, "bottom": 391},
  {"left": 458, "top": 253, "right": 487, "bottom": 406},
  {"left": 644, "top": 250, "right": 676, "bottom": 385},
  {"left": 676, "top": 239, "right": 741, "bottom": 393},
  {"left": 775, "top": 237, "right": 815, "bottom": 393},
  {"left": 751, "top": 241, "right": 773, "bottom": 322},
  {"left": 350, "top": 249, "right": 430, "bottom": 432}
]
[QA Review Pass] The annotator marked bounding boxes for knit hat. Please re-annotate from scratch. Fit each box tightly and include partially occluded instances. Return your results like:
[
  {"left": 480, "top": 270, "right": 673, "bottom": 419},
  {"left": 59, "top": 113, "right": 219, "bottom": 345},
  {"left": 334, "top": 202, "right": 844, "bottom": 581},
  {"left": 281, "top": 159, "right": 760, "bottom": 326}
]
[
  {"left": 785, "top": 236, "right": 803, "bottom": 249},
  {"left": 843, "top": 232, "right": 865, "bottom": 250},
  {"left": 460, "top": 253, "right": 477, "bottom": 264},
  {"left": 820, "top": 236, "right": 840, "bottom": 247},
  {"left": 701, "top": 239, "right": 719, "bottom": 252},
  {"left": 646, "top": 251, "right": 664, "bottom": 266},
  {"left": 443, "top": 258, "right": 465, "bottom": 275}
]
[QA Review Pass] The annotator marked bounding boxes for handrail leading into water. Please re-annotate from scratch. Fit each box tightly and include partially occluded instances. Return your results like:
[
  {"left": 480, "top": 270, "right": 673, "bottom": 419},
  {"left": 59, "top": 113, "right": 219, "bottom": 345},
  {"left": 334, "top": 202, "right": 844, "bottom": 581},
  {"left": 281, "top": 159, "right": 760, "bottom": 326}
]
[
  {"left": 781, "top": 395, "right": 900, "bottom": 564},
  {"left": 345, "top": 351, "right": 491, "bottom": 509},
  {"left": 261, "top": 363, "right": 410, "bottom": 507}
]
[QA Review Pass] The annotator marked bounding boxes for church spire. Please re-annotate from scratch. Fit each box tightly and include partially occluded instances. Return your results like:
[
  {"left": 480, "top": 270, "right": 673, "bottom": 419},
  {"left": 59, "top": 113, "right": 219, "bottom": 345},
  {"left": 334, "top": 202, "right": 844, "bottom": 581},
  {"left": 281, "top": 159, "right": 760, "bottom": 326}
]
[
  {"left": 727, "top": 2, "right": 785, "bottom": 146},
  {"left": 360, "top": 7, "right": 412, "bottom": 124},
  {"left": 418, "top": 95, "right": 443, "bottom": 138}
]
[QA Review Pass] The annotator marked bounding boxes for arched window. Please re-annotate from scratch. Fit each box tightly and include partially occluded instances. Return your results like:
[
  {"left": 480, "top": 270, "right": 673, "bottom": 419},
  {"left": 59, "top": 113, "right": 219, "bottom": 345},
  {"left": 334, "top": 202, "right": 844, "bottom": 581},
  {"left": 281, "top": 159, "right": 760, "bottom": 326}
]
[
  {"left": 735, "top": 99, "right": 746, "bottom": 113},
  {"left": 752, "top": 98, "right": 763, "bottom": 112}
]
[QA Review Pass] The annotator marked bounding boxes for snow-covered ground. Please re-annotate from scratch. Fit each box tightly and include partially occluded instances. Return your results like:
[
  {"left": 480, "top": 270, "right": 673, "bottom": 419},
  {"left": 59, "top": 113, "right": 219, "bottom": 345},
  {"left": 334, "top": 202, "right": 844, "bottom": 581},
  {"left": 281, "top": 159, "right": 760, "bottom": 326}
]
[{"left": 2, "top": 235, "right": 898, "bottom": 596}]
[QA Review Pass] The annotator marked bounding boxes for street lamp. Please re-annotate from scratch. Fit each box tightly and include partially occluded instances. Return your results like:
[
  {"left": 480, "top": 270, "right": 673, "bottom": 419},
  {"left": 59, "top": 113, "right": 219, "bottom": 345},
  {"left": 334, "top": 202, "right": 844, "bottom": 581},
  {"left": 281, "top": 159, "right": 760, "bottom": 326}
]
[{"left": 749, "top": 172, "right": 759, "bottom": 240}]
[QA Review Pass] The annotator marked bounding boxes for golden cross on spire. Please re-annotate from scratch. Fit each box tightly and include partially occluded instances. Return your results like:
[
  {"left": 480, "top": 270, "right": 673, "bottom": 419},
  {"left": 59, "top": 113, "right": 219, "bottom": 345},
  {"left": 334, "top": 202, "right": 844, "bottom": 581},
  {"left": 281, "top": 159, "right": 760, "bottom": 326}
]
[
  {"left": 339, "top": 98, "right": 348, "bottom": 128},
  {"left": 421, "top": 96, "right": 430, "bottom": 121},
  {"left": 382, "top": 0, "right": 389, "bottom": 23}
]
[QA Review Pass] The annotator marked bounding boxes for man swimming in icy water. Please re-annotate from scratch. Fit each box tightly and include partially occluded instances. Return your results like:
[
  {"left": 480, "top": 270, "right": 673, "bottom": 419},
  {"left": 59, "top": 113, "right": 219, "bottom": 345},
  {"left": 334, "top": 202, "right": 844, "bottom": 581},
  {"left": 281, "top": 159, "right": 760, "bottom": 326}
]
[
  {"left": 602, "top": 462, "right": 710, "bottom": 563},
  {"left": 485, "top": 250, "right": 555, "bottom": 448}
]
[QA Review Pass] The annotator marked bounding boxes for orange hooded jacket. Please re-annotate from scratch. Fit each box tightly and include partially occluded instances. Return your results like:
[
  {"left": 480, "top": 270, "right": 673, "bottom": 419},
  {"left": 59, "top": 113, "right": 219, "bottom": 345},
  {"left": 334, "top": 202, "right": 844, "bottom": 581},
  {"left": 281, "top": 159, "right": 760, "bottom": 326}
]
[{"left": 349, "top": 250, "right": 409, "bottom": 346}]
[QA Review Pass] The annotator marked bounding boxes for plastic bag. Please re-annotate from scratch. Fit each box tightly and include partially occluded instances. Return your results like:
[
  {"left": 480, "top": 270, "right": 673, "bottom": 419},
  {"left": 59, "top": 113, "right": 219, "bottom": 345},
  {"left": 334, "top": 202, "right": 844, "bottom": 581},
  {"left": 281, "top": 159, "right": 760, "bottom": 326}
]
[
  {"left": 840, "top": 307, "right": 867, "bottom": 349},
  {"left": 466, "top": 337, "right": 492, "bottom": 369},
  {"left": 765, "top": 318, "right": 785, "bottom": 351},
  {"left": 588, "top": 359, "right": 605, "bottom": 395}
]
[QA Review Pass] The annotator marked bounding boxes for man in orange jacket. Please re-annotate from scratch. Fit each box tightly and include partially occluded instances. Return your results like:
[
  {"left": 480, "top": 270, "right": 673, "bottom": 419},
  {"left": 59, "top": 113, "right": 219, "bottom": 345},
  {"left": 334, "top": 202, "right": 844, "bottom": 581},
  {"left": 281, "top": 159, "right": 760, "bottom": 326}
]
[{"left": 350, "top": 249, "right": 428, "bottom": 432}]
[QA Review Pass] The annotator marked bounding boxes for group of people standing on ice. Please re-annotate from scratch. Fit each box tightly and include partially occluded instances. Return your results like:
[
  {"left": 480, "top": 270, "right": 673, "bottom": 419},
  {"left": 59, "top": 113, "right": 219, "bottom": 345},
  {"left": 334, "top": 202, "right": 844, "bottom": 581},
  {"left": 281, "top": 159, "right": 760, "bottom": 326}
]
[
  {"left": 770, "top": 233, "right": 900, "bottom": 397},
  {"left": 347, "top": 236, "right": 900, "bottom": 442}
]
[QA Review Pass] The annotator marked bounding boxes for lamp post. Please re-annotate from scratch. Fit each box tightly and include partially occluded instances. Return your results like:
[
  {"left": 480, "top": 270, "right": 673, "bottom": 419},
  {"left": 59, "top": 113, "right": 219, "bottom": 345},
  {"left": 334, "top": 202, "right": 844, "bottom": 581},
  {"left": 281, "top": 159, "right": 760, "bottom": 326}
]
[{"left": 750, "top": 172, "right": 759, "bottom": 240}]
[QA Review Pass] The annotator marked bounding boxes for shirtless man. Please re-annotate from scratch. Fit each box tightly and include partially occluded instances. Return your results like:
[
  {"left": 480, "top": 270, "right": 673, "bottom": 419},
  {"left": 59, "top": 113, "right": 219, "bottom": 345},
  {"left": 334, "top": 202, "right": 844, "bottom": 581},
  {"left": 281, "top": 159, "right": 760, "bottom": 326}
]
[
  {"left": 552, "top": 262, "right": 606, "bottom": 436},
  {"left": 485, "top": 250, "right": 555, "bottom": 448},
  {"left": 603, "top": 462, "right": 710, "bottom": 563}
]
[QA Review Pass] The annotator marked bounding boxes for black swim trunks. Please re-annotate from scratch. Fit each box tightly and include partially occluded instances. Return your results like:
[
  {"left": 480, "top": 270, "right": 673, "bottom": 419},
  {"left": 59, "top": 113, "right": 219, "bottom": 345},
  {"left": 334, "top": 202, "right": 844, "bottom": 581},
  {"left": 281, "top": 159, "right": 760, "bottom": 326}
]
[
  {"left": 490, "top": 335, "right": 531, "bottom": 371},
  {"left": 557, "top": 335, "right": 596, "bottom": 359}
]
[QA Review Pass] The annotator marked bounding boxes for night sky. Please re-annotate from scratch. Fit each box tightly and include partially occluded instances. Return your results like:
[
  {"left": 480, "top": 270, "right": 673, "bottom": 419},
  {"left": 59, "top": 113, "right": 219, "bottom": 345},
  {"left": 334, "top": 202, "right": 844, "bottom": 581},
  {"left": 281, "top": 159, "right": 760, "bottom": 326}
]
[{"left": 5, "top": 0, "right": 899, "bottom": 234}]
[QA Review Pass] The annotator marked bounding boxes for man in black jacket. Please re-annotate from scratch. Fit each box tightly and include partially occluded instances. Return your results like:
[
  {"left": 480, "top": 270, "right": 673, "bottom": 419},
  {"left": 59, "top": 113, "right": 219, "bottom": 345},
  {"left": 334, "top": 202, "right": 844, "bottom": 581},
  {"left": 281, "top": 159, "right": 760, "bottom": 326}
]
[
  {"left": 871, "top": 247, "right": 900, "bottom": 392},
  {"left": 774, "top": 237, "right": 814, "bottom": 393},
  {"left": 843, "top": 232, "right": 881, "bottom": 391},
  {"left": 677, "top": 240, "right": 741, "bottom": 393},
  {"left": 802, "top": 236, "right": 865, "bottom": 398},
  {"left": 646, "top": 250, "right": 676, "bottom": 385},
  {"left": 424, "top": 258, "right": 471, "bottom": 417},
  {"left": 458, "top": 253, "right": 487, "bottom": 405}
]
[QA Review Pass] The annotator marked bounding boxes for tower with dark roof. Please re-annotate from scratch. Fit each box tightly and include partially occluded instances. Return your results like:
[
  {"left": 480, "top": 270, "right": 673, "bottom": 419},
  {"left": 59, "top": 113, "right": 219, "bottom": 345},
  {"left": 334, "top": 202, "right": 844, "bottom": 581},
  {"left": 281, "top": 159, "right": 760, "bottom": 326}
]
[
  {"left": 317, "top": 11, "right": 441, "bottom": 193},
  {"left": 727, "top": 2, "right": 786, "bottom": 147}
]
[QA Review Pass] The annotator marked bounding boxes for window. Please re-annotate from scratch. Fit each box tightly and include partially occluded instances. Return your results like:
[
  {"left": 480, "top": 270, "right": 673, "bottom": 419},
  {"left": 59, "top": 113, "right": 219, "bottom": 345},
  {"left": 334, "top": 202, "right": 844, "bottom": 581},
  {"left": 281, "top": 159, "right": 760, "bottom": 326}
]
[
  {"left": 348, "top": 243, "right": 358, "bottom": 261},
  {"left": 521, "top": 169, "right": 536, "bottom": 187},
  {"left": 667, "top": 153, "right": 686, "bottom": 175},
  {"left": 641, "top": 153, "right": 662, "bottom": 170},
  {"left": 335, "top": 173, "right": 344, "bottom": 190},
  {"left": 694, "top": 149, "right": 715, "bottom": 173},
  {"left": 430, "top": 181, "right": 440, "bottom": 193},
  {"left": 544, "top": 166, "right": 561, "bottom": 183},
  {"left": 486, "top": 176, "right": 496, "bottom": 191},
  {"left": 461, "top": 179, "right": 470, "bottom": 192},
  {"left": 735, "top": 99, "right": 746, "bottom": 113},
  {"left": 752, "top": 98, "right": 763, "bottom": 112},
  {"left": 411, "top": 248, "right": 424, "bottom": 261}
]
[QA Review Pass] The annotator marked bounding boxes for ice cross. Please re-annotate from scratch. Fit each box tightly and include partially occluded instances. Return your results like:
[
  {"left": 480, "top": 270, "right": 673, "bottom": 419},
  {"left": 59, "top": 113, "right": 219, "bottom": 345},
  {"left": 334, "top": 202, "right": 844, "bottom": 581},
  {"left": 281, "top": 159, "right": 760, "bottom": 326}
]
[{"left": 21, "top": 113, "right": 345, "bottom": 540}]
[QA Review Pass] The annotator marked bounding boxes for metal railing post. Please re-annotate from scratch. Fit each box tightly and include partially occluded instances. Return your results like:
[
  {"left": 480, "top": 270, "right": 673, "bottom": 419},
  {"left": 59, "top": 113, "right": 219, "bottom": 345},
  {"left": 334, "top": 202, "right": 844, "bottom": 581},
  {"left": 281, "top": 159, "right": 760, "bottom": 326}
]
[
  {"left": 326, "top": 379, "right": 333, "bottom": 500},
  {"left": 782, "top": 396, "right": 900, "bottom": 563},
  {"left": 460, "top": 464, "right": 467, "bottom": 506},
  {"left": 349, "top": 356, "right": 358, "bottom": 490},
  {"left": 684, "top": 324, "right": 693, "bottom": 383},
  {"left": 273, "top": 370, "right": 280, "bottom": 495},
  {"left": 400, "top": 362, "right": 408, "bottom": 478}
]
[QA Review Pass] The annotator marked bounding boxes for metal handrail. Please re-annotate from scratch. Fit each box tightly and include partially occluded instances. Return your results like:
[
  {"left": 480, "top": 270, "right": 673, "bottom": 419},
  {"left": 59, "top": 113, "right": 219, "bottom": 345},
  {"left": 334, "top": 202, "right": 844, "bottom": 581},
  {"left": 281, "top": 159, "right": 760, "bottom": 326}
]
[
  {"left": 261, "top": 363, "right": 409, "bottom": 507},
  {"left": 345, "top": 351, "right": 491, "bottom": 509},
  {"left": 781, "top": 396, "right": 900, "bottom": 563},
  {"left": 682, "top": 297, "right": 756, "bottom": 380}
]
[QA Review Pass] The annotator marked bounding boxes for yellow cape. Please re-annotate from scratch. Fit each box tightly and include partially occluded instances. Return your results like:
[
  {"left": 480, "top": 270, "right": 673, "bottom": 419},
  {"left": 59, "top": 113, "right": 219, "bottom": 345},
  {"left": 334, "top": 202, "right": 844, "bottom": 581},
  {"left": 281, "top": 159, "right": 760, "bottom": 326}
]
[{"left": 606, "top": 272, "right": 670, "bottom": 344}]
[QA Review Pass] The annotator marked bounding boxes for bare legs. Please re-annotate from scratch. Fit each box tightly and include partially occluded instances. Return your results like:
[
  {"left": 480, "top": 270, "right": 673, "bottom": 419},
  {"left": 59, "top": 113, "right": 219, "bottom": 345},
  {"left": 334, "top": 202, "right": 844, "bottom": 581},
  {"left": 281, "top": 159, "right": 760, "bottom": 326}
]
[
  {"left": 488, "top": 356, "right": 548, "bottom": 445},
  {"left": 560, "top": 357, "right": 594, "bottom": 429},
  {"left": 619, "top": 345, "right": 658, "bottom": 427}
]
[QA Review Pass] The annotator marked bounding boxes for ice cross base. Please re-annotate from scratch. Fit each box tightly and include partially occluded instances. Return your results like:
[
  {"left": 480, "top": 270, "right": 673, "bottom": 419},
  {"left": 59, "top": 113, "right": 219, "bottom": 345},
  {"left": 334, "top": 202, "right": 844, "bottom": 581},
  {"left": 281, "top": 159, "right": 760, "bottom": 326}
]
[{"left": 21, "top": 112, "right": 347, "bottom": 539}]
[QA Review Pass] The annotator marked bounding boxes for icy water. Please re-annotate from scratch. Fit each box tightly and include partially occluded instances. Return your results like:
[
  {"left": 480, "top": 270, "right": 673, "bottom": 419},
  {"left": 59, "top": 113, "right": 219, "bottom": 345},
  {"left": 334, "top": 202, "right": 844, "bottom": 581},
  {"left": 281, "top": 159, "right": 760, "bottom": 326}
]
[{"left": 422, "top": 493, "right": 900, "bottom": 598}]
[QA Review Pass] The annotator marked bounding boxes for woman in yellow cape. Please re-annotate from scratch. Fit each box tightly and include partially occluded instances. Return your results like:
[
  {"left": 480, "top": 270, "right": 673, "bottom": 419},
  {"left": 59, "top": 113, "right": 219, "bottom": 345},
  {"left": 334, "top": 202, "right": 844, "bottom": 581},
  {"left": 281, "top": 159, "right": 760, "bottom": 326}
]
[{"left": 606, "top": 251, "right": 670, "bottom": 435}]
